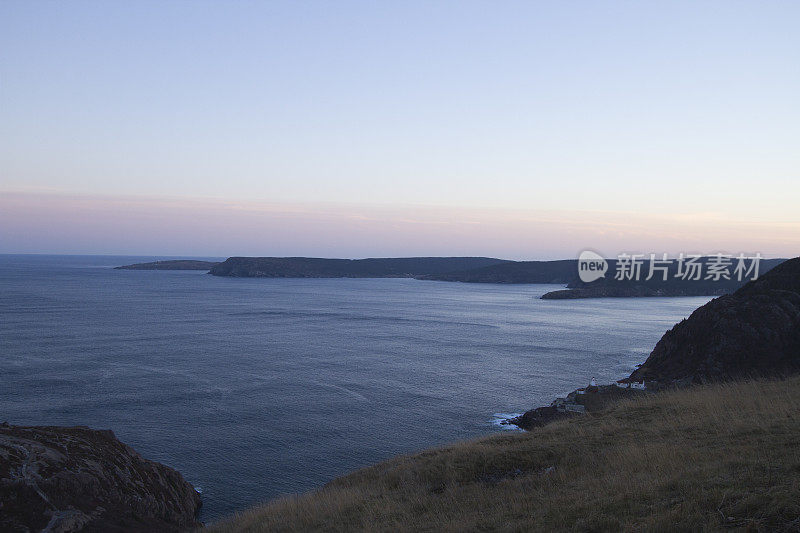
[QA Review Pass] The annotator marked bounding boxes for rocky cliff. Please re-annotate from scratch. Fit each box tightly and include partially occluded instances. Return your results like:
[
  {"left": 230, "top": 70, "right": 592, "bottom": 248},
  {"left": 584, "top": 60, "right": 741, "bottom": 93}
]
[
  {"left": 0, "top": 424, "right": 201, "bottom": 532},
  {"left": 628, "top": 256, "right": 800, "bottom": 384}
]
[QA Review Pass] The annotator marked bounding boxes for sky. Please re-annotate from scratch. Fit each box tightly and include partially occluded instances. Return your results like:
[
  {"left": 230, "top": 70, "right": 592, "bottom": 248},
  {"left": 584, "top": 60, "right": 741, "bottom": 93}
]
[{"left": 1, "top": 1, "right": 798, "bottom": 259}]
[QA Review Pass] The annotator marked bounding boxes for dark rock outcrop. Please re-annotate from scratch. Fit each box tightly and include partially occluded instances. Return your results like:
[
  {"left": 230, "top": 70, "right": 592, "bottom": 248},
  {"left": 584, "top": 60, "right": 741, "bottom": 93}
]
[
  {"left": 506, "top": 406, "right": 577, "bottom": 430},
  {"left": 508, "top": 385, "right": 646, "bottom": 430},
  {"left": 0, "top": 424, "right": 201, "bottom": 532},
  {"left": 628, "top": 256, "right": 800, "bottom": 384},
  {"left": 115, "top": 260, "right": 219, "bottom": 271},
  {"left": 209, "top": 256, "right": 508, "bottom": 278}
]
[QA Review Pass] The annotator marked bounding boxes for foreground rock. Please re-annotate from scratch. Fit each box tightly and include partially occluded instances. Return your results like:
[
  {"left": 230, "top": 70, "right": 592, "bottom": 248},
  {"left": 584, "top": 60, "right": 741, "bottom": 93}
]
[
  {"left": 629, "top": 256, "right": 800, "bottom": 384},
  {"left": 115, "top": 260, "right": 219, "bottom": 270},
  {"left": 0, "top": 424, "right": 201, "bottom": 532}
]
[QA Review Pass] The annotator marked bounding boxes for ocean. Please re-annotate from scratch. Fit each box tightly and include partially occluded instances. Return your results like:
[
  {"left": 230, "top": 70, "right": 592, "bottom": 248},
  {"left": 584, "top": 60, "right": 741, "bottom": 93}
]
[{"left": 0, "top": 255, "right": 710, "bottom": 522}]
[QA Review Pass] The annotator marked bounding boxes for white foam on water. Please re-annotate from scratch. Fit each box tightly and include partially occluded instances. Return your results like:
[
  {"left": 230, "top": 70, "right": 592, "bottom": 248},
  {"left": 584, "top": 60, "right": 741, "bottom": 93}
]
[{"left": 491, "top": 413, "right": 524, "bottom": 431}]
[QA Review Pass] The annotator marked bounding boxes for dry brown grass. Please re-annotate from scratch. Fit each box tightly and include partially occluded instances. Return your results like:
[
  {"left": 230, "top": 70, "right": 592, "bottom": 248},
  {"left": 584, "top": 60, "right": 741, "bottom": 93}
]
[{"left": 207, "top": 378, "right": 800, "bottom": 532}]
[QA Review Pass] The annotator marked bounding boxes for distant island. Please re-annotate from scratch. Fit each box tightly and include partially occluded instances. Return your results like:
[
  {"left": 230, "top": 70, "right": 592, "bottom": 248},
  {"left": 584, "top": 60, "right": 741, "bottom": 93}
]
[
  {"left": 207, "top": 256, "right": 509, "bottom": 278},
  {"left": 115, "top": 260, "right": 220, "bottom": 270},
  {"left": 116, "top": 256, "right": 787, "bottom": 299}
]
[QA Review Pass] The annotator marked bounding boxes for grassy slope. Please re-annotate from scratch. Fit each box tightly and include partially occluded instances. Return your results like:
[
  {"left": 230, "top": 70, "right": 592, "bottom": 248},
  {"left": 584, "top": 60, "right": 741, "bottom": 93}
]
[{"left": 209, "top": 378, "right": 800, "bottom": 532}]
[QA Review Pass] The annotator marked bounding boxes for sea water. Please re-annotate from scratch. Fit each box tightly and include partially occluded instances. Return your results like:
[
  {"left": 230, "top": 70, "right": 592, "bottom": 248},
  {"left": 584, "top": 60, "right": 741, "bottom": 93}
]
[{"left": 0, "top": 255, "right": 710, "bottom": 521}]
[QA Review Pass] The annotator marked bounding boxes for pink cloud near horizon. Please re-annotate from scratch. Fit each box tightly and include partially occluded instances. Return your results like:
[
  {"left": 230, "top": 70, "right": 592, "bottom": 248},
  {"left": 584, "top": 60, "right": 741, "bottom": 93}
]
[{"left": 0, "top": 191, "right": 797, "bottom": 260}]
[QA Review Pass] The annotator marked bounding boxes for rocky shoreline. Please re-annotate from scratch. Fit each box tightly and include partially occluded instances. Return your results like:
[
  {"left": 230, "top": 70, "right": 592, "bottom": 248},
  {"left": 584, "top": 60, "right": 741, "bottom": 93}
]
[
  {"left": 540, "top": 285, "right": 733, "bottom": 299},
  {"left": 502, "top": 382, "right": 650, "bottom": 430},
  {"left": 511, "top": 256, "right": 800, "bottom": 429}
]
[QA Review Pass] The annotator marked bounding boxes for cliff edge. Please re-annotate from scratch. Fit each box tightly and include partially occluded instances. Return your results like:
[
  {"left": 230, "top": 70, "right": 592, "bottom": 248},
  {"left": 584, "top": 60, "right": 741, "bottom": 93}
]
[
  {"left": 629, "top": 256, "right": 800, "bottom": 384},
  {"left": 0, "top": 423, "right": 201, "bottom": 532}
]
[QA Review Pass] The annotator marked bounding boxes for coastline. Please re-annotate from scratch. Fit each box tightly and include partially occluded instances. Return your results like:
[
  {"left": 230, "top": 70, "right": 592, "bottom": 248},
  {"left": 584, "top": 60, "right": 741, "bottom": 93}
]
[
  {"left": 501, "top": 381, "right": 650, "bottom": 430},
  {"left": 207, "top": 376, "right": 800, "bottom": 532},
  {"left": 114, "top": 255, "right": 788, "bottom": 300}
]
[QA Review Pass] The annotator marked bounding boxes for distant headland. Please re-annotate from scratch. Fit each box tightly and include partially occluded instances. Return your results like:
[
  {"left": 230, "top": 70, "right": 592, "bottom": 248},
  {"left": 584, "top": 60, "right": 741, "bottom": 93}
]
[
  {"left": 115, "top": 256, "right": 787, "bottom": 299},
  {"left": 115, "top": 260, "right": 220, "bottom": 270},
  {"left": 208, "top": 256, "right": 509, "bottom": 278}
]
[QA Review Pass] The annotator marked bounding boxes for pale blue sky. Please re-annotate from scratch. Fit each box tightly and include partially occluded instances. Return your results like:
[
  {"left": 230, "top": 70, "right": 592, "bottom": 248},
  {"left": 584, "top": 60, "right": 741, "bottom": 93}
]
[{"left": 1, "top": 1, "right": 798, "bottom": 256}]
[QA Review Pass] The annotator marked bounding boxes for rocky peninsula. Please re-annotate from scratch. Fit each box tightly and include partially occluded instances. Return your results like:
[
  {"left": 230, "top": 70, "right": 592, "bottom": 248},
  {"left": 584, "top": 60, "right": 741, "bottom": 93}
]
[{"left": 115, "top": 260, "right": 220, "bottom": 271}]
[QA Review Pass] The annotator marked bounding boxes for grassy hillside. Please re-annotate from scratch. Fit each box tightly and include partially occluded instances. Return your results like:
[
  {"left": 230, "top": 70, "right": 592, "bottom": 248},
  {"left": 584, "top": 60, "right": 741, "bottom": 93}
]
[{"left": 208, "top": 378, "right": 800, "bottom": 532}]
